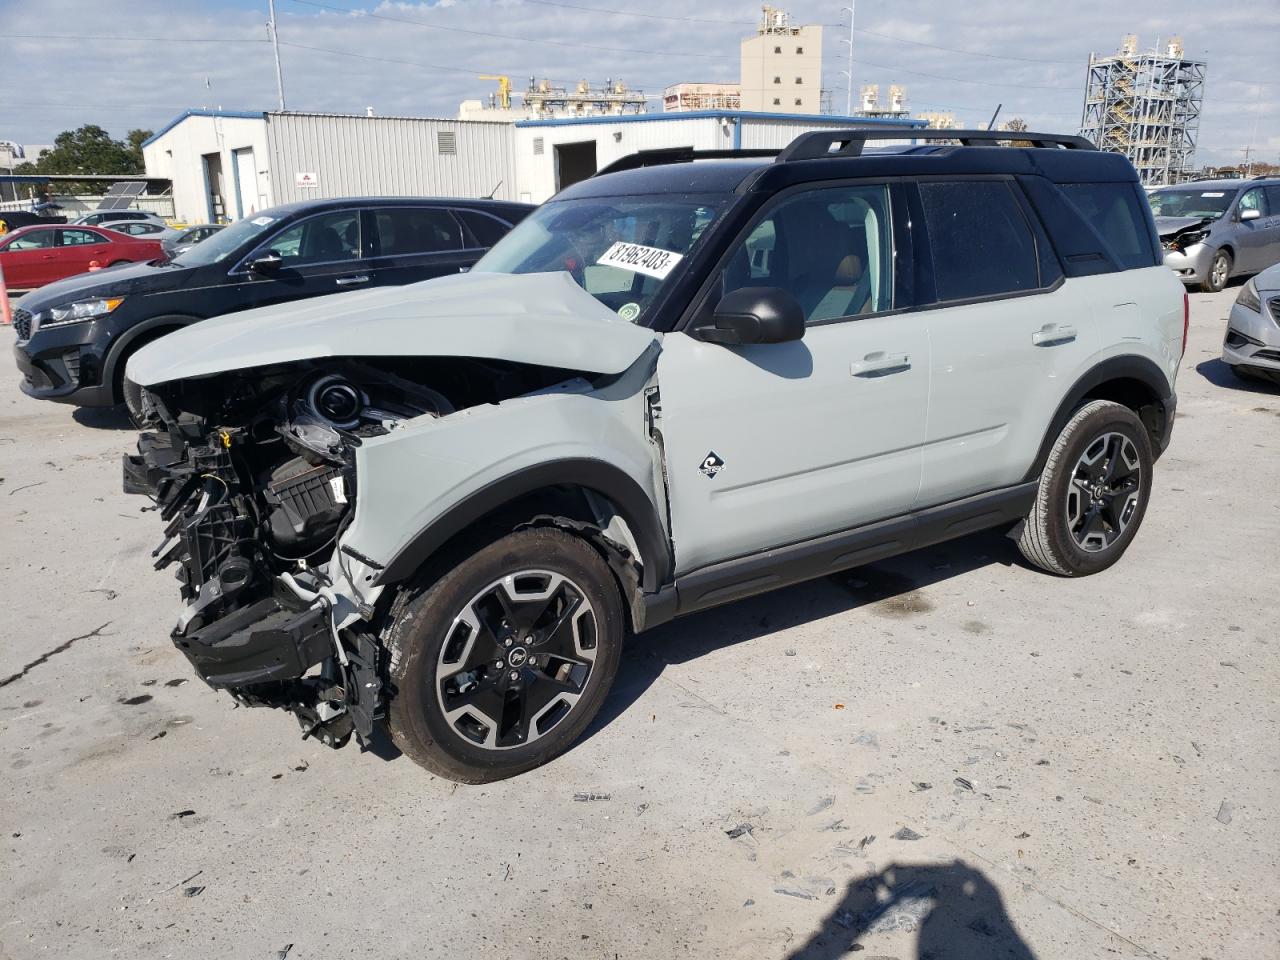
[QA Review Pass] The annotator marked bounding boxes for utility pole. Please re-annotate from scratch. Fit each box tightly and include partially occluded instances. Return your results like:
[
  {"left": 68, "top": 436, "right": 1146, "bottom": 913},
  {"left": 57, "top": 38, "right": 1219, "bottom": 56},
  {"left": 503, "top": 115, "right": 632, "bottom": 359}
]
[
  {"left": 839, "top": 4, "right": 855, "bottom": 116},
  {"left": 268, "top": 0, "right": 287, "bottom": 112}
]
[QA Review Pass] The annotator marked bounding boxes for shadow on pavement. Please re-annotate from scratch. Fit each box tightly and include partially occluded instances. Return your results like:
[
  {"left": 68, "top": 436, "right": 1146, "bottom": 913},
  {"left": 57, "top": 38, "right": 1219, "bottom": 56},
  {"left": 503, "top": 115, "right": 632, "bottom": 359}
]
[
  {"left": 786, "top": 861, "right": 1037, "bottom": 960},
  {"left": 71, "top": 405, "right": 134, "bottom": 430},
  {"left": 586, "top": 529, "right": 1020, "bottom": 744},
  {"left": 1195, "top": 358, "right": 1280, "bottom": 395}
]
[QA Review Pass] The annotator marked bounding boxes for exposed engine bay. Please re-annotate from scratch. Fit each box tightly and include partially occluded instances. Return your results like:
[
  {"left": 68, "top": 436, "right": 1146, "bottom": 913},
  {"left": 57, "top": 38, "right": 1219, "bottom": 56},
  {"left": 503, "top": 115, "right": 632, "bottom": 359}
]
[{"left": 123, "top": 356, "right": 584, "bottom": 747}]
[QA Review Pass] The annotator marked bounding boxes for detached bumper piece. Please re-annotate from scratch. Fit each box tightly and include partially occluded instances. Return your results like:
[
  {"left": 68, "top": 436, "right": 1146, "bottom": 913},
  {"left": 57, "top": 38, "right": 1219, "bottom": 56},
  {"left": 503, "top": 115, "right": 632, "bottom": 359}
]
[{"left": 173, "top": 596, "right": 331, "bottom": 689}]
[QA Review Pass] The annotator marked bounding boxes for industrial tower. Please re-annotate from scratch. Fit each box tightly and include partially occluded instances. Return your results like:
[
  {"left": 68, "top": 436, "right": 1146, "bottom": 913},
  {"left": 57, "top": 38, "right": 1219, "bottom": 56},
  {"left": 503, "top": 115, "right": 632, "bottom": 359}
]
[{"left": 1080, "top": 35, "right": 1206, "bottom": 186}]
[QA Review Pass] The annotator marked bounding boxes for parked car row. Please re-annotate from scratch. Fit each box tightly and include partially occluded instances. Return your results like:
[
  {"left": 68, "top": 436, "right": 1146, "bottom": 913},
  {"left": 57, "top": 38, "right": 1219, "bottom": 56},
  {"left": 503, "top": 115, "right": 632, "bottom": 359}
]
[{"left": 11, "top": 196, "right": 533, "bottom": 419}]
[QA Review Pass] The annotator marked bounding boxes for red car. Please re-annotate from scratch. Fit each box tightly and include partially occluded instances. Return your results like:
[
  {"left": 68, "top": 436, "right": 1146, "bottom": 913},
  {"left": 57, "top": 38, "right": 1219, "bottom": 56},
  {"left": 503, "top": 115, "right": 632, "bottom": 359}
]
[{"left": 0, "top": 224, "right": 164, "bottom": 291}]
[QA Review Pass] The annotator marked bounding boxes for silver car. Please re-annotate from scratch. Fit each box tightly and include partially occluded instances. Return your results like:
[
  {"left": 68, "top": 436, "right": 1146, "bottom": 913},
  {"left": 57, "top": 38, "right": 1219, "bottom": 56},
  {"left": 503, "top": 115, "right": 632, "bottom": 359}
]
[
  {"left": 160, "top": 223, "right": 224, "bottom": 258},
  {"left": 1223, "top": 262, "right": 1280, "bottom": 384},
  {"left": 1151, "top": 179, "right": 1280, "bottom": 292}
]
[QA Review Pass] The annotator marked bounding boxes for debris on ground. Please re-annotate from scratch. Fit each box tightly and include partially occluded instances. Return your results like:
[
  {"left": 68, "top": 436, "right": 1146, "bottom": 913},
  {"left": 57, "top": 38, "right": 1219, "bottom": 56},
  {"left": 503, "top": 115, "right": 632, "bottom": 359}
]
[
  {"left": 1014, "top": 831, "right": 1031, "bottom": 839},
  {"left": 150, "top": 731, "right": 167, "bottom": 741},
  {"left": 1215, "top": 801, "right": 1233, "bottom": 825},
  {"left": 164, "top": 678, "right": 189, "bottom": 687},
  {"left": 117, "top": 695, "right": 153, "bottom": 706},
  {"left": 784, "top": 648, "right": 797, "bottom": 657},
  {"left": 182, "top": 885, "right": 205, "bottom": 897},
  {"left": 293, "top": 761, "right": 309, "bottom": 772},
  {"left": 912, "top": 781, "right": 932, "bottom": 792},
  {"left": 725, "top": 823, "right": 754, "bottom": 839},
  {"left": 808, "top": 796, "right": 835, "bottom": 816},
  {"left": 891, "top": 827, "right": 923, "bottom": 841},
  {"left": 162, "top": 870, "right": 202, "bottom": 892},
  {"left": 820, "top": 819, "right": 848, "bottom": 832},
  {"left": 742, "top": 898, "right": 755, "bottom": 907},
  {"left": 835, "top": 909, "right": 856, "bottom": 929},
  {"left": 169, "top": 810, "right": 196, "bottom": 820},
  {"left": 858, "top": 835, "right": 876, "bottom": 850},
  {"left": 276, "top": 946, "right": 294, "bottom": 960},
  {"left": 773, "top": 885, "right": 817, "bottom": 901},
  {"left": 954, "top": 777, "right": 974, "bottom": 791},
  {"left": 861, "top": 880, "right": 937, "bottom": 933},
  {"left": 572, "top": 792, "right": 611, "bottom": 802}
]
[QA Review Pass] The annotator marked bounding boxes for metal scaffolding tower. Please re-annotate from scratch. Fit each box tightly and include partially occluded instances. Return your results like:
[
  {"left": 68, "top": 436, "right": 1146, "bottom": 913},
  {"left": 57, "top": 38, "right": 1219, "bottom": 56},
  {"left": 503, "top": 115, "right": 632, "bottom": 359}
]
[{"left": 1080, "top": 35, "right": 1206, "bottom": 186}]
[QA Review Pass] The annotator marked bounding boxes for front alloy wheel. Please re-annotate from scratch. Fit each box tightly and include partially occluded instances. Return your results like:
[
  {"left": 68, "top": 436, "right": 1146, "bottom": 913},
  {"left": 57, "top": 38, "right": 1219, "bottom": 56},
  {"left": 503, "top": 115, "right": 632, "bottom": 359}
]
[
  {"left": 437, "top": 571, "right": 599, "bottom": 750},
  {"left": 385, "top": 527, "right": 624, "bottom": 782}
]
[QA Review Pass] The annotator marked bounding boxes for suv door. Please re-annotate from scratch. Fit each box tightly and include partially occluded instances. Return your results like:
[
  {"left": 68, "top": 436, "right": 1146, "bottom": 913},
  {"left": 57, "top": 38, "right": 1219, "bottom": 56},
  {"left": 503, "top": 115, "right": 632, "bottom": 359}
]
[
  {"left": 656, "top": 182, "right": 931, "bottom": 573},
  {"left": 364, "top": 206, "right": 474, "bottom": 287},
  {"left": 235, "top": 208, "right": 368, "bottom": 308},
  {"left": 913, "top": 178, "right": 1098, "bottom": 507}
]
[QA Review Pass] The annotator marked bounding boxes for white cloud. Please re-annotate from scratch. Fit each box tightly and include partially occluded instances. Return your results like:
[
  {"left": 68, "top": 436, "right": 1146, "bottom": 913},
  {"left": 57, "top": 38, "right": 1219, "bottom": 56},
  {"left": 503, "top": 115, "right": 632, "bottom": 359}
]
[{"left": 1, "top": 0, "right": 1275, "bottom": 166}]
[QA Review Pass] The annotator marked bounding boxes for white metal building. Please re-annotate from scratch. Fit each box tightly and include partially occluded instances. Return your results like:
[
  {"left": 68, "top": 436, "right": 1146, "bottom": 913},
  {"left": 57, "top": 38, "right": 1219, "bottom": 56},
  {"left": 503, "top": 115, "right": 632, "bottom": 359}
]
[{"left": 143, "top": 108, "right": 924, "bottom": 222}]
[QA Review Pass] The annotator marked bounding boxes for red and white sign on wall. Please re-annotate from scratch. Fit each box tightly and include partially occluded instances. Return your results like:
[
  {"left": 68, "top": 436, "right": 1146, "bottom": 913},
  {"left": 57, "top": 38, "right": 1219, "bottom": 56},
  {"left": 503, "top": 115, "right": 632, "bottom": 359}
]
[{"left": 295, "top": 171, "right": 319, "bottom": 188}]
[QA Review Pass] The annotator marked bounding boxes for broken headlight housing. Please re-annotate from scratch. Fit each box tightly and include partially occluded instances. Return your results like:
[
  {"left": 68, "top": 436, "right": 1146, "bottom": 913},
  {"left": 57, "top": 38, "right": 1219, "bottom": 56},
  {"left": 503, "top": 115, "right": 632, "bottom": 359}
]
[
  {"left": 1165, "top": 230, "right": 1208, "bottom": 253},
  {"left": 35, "top": 296, "right": 125, "bottom": 329}
]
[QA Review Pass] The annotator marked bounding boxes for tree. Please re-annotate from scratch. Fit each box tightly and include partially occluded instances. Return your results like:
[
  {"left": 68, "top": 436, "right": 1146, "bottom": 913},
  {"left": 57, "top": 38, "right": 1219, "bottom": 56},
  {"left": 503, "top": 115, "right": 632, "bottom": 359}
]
[
  {"left": 1001, "top": 117, "right": 1034, "bottom": 148},
  {"left": 10, "top": 124, "right": 153, "bottom": 197}
]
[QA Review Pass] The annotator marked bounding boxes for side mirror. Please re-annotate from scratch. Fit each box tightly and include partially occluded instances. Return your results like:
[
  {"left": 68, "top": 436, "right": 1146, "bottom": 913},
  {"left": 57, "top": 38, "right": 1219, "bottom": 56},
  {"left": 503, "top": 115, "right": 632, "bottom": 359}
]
[
  {"left": 1239, "top": 208, "right": 1261, "bottom": 222},
  {"left": 698, "top": 286, "right": 805, "bottom": 345},
  {"left": 248, "top": 252, "right": 283, "bottom": 273}
]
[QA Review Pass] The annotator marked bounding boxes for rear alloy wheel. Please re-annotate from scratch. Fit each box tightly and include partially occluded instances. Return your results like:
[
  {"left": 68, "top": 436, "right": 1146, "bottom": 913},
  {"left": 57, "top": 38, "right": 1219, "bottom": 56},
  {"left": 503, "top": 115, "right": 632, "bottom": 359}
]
[
  {"left": 1200, "top": 250, "right": 1231, "bottom": 293},
  {"left": 385, "top": 527, "right": 624, "bottom": 782},
  {"left": 1018, "top": 400, "right": 1154, "bottom": 577}
]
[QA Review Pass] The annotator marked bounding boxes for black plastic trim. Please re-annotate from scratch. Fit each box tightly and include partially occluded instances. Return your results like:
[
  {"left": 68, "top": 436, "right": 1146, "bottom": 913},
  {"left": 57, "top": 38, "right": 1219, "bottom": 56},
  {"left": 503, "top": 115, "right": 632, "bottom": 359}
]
[
  {"left": 372, "top": 459, "right": 672, "bottom": 592},
  {"left": 641, "top": 482, "right": 1037, "bottom": 629},
  {"left": 1023, "top": 355, "right": 1175, "bottom": 482}
]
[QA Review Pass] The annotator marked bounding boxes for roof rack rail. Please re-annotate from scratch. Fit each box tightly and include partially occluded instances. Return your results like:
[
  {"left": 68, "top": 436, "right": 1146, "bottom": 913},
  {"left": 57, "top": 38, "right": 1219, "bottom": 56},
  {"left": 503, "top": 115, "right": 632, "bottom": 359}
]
[
  {"left": 776, "top": 128, "right": 1096, "bottom": 162},
  {"left": 595, "top": 147, "right": 779, "bottom": 178}
]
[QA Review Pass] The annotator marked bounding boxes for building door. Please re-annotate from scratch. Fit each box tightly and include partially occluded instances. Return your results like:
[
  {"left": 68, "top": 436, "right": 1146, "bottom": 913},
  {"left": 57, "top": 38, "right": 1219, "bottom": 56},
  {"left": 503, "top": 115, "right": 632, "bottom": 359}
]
[
  {"left": 233, "top": 148, "right": 257, "bottom": 220},
  {"left": 202, "top": 152, "right": 225, "bottom": 222},
  {"left": 554, "top": 141, "right": 597, "bottom": 191}
]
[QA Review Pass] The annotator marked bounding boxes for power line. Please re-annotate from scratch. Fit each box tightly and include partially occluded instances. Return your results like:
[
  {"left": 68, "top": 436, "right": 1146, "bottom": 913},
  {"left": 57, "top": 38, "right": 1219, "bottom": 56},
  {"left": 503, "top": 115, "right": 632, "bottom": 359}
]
[{"left": 5, "top": 33, "right": 266, "bottom": 44}]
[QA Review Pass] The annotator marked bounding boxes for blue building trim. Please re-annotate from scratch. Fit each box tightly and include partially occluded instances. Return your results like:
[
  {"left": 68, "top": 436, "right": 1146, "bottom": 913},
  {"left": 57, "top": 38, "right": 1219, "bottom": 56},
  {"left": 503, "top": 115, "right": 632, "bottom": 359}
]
[
  {"left": 141, "top": 109, "right": 266, "bottom": 148},
  {"left": 514, "top": 110, "right": 927, "bottom": 129}
]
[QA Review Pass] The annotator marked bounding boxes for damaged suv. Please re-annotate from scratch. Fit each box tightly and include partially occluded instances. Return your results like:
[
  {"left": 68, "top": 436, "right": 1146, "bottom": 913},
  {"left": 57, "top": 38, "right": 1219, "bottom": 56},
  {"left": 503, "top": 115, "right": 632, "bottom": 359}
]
[{"left": 123, "top": 129, "right": 1186, "bottom": 782}]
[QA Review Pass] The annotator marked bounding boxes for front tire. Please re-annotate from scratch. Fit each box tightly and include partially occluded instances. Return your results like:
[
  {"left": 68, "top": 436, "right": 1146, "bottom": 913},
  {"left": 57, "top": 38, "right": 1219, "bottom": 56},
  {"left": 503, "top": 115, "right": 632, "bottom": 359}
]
[
  {"left": 1200, "top": 250, "right": 1231, "bottom": 293},
  {"left": 385, "top": 527, "right": 625, "bottom": 782},
  {"left": 1018, "top": 400, "right": 1154, "bottom": 577}
]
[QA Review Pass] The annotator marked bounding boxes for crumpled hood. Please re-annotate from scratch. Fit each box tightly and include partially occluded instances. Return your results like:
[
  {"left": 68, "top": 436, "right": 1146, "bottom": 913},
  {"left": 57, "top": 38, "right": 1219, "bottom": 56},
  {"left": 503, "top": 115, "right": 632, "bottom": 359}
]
[
  {"left": 127, "top": 271, "right": 660, "bottom": 387},
  {"left": 1155, "top": 215, "right": 1213, "bottom": 238}
]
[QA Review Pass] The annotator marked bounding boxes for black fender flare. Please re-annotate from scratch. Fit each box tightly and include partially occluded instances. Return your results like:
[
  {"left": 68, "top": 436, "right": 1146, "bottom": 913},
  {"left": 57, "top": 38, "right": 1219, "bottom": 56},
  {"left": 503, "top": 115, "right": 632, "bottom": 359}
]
[
  {"left": 104, "top": 314, "right": 202, "bottom": 395},
  {"left": 1023, "top": 355, "right": 1174, "bottom": 483},
  {"left": 372, "top": 458, "right": 673, "bottom": 593}
]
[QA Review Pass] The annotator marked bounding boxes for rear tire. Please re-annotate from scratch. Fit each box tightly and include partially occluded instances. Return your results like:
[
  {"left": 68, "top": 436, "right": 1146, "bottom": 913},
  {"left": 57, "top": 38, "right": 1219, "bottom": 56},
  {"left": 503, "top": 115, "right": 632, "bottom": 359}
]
[
  {"left": 1018, "top": 400, "right": 1154, "bottom": 577},
  {"left": 1200, "top": 250, "right": 1231, "bottom": 293},
  {"left": 384, "top": 527, "right": 625, "bottom": 782}
]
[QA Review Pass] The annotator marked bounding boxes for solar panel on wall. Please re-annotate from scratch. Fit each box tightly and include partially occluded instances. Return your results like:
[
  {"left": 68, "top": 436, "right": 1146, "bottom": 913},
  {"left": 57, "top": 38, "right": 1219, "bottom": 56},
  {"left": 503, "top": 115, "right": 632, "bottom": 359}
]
[{"left": 96, "top": 182, "right": 147, "bottom": 210}]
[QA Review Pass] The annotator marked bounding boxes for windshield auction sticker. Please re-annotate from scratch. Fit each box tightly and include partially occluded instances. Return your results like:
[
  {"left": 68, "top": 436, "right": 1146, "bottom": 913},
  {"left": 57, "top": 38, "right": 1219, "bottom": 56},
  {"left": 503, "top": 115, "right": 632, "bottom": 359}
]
[{"left": 597, "top": 241, "right": 683, "bottom": 280}]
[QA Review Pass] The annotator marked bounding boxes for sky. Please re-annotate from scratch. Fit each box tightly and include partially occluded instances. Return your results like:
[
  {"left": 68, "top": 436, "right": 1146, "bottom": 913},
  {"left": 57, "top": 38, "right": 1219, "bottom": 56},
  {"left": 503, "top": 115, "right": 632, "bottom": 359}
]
[{"left": 2, "top": 0, "right": 1276, "bottom": 168}]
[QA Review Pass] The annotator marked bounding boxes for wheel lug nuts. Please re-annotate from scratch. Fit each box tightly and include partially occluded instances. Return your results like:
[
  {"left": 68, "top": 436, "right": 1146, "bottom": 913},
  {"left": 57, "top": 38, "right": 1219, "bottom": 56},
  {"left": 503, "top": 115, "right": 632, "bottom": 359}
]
[
  {"left": 494, "top": 660, "right": 504, "bottom": 669},
  {"left": 509, "top": 671, "right": 519, "bottom": 681},
  {"left": 503, "top": 638, "right": 513, "bottom": 647}
]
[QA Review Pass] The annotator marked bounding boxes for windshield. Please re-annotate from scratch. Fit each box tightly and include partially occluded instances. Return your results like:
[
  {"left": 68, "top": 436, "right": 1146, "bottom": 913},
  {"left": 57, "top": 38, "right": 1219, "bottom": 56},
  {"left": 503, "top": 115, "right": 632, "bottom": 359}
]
[
  {"left": 472, "top": 193, "right": 730, "bottom": 321},
  {"left": 1148, "top": 188, "right": 1236, "bottom": 220},
  {"left": 170, "top": 214, "right": 279, "bottom": 267}
]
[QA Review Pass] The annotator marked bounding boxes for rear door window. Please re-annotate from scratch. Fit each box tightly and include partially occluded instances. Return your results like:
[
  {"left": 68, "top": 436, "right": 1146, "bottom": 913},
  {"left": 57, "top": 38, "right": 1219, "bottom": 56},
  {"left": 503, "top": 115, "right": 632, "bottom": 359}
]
[
  {"left": 455, "top": 210, "right": 510, "bottom": 248},
  {"left": 1058, "top": 182, "right": 1154, "bottom": 269},
  {"left": 6, "top": 230, "right": 57, "bottom": 250},
  {"left": 919, "top": 180, "right": 1040, "bottom": 300},
  {"left": 372, "top": 208, "right": 463, "bottom": 257},
  {"left": 58, "top": 229, "right": 105, "bottom": 246}
]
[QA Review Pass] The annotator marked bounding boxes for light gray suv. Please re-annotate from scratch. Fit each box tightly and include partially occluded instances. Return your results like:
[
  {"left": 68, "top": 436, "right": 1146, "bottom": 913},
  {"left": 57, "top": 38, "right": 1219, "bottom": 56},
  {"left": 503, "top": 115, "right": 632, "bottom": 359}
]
[
  {"left": 1152, "top": 178, "right": 1280, "bottom": 292},
  {"left": 121, "top": 129, "right": 1187, "bottom": 781}
]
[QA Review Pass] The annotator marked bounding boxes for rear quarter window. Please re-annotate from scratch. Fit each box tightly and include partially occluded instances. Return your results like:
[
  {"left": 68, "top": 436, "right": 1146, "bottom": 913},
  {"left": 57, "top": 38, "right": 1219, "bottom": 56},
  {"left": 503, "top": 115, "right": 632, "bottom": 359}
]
[{"left": 1058, "top": 182, "right": 1156, "bottom": 270}]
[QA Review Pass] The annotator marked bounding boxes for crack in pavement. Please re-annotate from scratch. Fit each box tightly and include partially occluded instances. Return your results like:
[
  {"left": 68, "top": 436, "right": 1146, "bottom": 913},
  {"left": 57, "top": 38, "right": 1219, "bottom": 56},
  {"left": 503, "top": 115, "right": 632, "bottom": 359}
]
[{"left": 0, "top": 621, "right": 113, "bottom": 689}]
